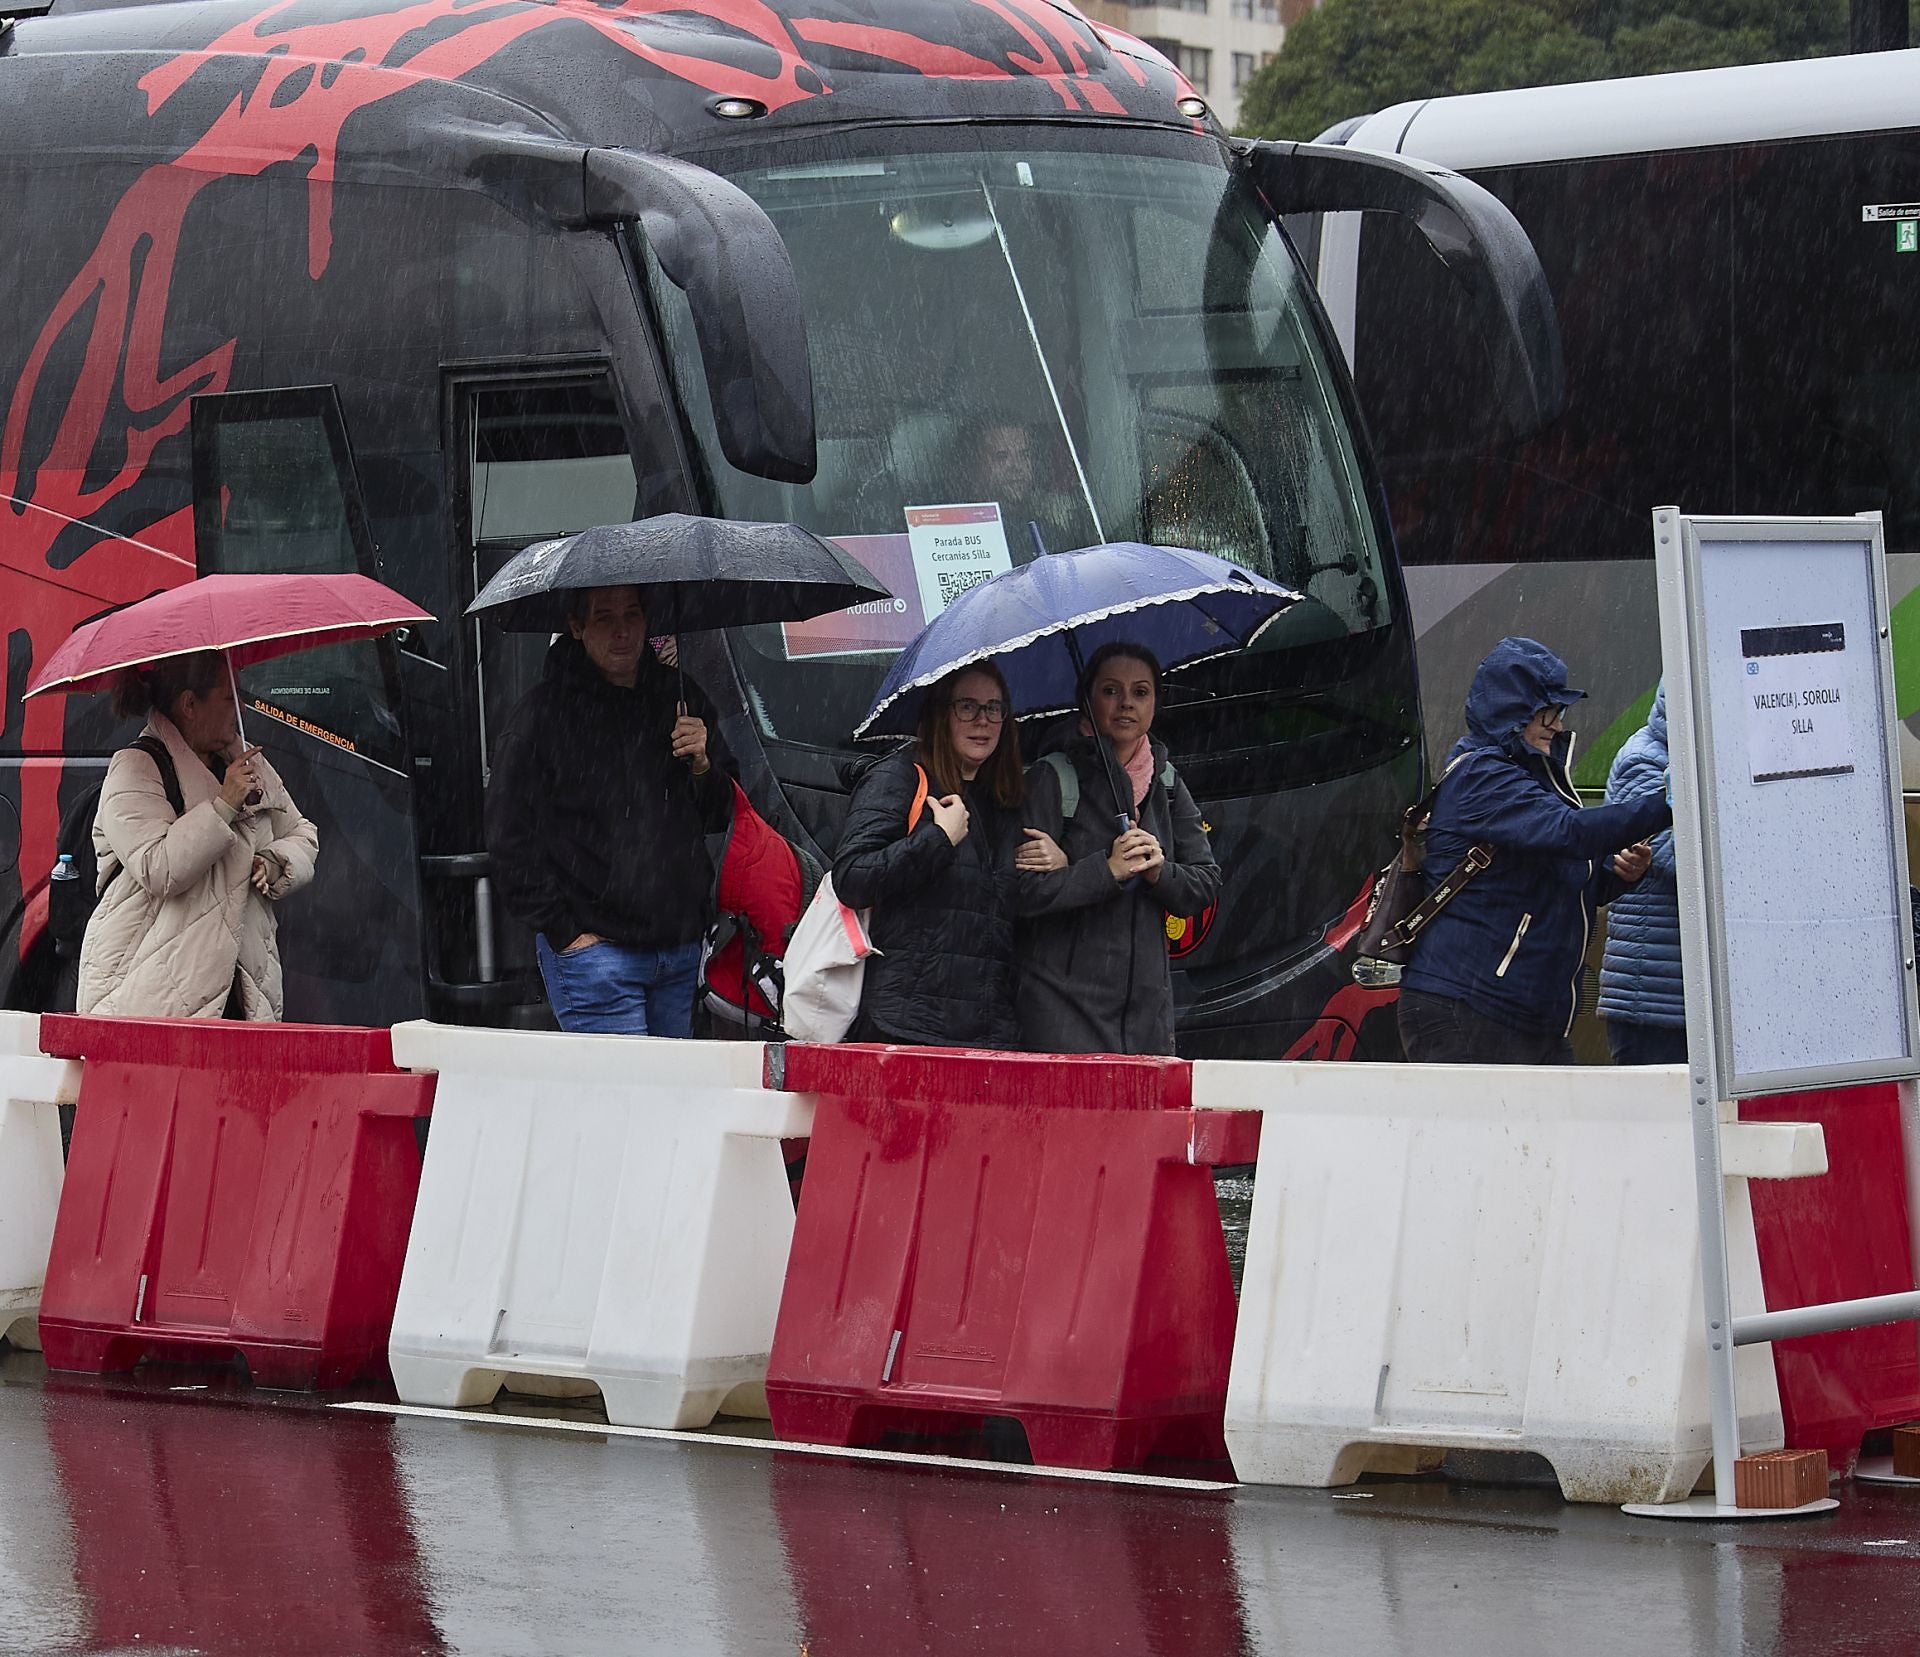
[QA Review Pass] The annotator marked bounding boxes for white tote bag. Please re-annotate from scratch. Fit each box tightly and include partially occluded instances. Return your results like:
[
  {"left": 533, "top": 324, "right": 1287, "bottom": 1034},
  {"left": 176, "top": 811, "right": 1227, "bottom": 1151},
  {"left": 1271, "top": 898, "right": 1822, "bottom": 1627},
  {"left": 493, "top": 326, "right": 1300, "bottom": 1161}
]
[
  {"left": 779, "top": 876, "right": 877, "bottom": 1043},
  {"left": 780, "top": 763, "right": 927, "bottom": 1044}
]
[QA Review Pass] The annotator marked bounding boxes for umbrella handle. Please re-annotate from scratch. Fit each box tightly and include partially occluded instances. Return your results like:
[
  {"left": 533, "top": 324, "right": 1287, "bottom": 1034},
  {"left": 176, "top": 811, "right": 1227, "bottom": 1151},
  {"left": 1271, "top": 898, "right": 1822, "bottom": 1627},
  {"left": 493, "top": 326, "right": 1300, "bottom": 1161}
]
[
  {"left": 227, "top": 652, "right": 245, "bottom": 748},
  {"left": 1115, "top": 812, "right": 1144, "bottom": 893},
  {"left": 1071, "top": 627, "right": 1145, "bottom": 891},
  {"left": 226, "top": 653, "right": 262, "bottom": 808}
]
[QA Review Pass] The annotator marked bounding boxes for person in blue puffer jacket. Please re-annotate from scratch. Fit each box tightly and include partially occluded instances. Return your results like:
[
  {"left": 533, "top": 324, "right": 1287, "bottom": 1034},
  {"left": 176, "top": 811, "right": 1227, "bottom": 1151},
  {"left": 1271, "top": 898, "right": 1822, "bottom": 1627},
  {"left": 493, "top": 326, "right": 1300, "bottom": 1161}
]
[
  {"left": 1398, "top": 638, "right": 1674, "bottom": 1064},
  {"left": 1598, "top": 685, "right": 1686, "bottom": 1064}
]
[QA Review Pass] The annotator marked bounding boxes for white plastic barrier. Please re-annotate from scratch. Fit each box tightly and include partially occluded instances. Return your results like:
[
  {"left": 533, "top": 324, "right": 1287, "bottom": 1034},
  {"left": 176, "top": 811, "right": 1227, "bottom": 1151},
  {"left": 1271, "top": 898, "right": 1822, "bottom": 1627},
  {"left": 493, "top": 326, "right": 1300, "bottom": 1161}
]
[
  {"left": 0, "top": 1012, "right": 79, "bottom": 1350},
  {"left": 1201, "top": 1061, "right": 1824, "bottom": 1504},
  {"left": 387, "top": 1022, "right": 810, "bottom": 1428}
]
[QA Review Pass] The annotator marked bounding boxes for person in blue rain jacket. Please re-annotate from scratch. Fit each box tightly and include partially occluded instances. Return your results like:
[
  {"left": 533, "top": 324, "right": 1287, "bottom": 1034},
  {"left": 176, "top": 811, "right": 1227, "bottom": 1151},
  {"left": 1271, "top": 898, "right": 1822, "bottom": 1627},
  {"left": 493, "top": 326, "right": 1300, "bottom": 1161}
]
[
  {"left": 1398, "top": 637, "right": 1674, "bottom": 1064},
  {"left": 1598, "top": 685, "right": 1687, "bottom": 1064}
]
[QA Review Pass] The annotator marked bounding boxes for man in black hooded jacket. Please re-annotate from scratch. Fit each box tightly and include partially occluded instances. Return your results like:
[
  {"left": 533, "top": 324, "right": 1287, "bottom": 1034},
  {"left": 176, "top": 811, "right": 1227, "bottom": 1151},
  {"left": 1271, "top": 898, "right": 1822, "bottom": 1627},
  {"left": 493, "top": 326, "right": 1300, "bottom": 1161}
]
[{"left": 486, "top": 584, "right": 731, "bottom": 1034}]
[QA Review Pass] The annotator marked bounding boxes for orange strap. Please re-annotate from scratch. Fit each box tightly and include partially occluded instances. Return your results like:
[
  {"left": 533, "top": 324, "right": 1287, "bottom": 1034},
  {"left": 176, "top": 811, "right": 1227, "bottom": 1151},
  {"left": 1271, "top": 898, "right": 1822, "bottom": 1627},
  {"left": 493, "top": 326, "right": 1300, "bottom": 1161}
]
[{"left": 907, "top": 763, "right": 929, "bottom": 833}]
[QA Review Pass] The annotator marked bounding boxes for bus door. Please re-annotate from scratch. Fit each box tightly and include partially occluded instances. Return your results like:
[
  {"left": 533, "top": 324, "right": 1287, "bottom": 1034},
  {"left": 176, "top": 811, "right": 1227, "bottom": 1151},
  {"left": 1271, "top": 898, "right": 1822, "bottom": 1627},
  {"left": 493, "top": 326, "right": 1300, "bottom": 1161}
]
[
  {"left": 438, "top": 365, "right": 643, "bottom": 1023},
  {"left": 189, "top": 385, "right": 426, "bottom": 1027}
]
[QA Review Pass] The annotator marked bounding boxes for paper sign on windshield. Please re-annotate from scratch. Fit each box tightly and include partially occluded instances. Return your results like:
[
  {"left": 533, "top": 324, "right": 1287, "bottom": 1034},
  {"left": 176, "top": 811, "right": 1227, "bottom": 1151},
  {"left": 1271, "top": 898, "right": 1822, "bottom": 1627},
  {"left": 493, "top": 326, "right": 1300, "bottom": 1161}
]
[
  {"left": 1741, "top": 622, "right": 1855, "bottom": 785},
  {"left": 905, "top": 503, "right": 1012, "bottom": 620}
]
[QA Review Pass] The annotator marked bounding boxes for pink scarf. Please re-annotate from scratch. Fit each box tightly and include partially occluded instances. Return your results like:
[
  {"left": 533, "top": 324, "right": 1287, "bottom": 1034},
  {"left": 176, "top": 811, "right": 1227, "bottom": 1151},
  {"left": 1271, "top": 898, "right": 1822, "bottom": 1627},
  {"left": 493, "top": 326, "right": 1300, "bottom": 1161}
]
[{"left": 1079, "top": 719, "right": 1156, "bottom": 815}]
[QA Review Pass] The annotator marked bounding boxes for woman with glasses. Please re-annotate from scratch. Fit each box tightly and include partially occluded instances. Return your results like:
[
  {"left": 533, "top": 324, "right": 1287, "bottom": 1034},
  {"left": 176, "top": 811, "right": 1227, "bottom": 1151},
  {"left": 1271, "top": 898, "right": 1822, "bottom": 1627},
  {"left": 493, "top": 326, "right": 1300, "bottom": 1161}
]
[
  {"left": 832, "top": 661, "right": 1045, "bottom": 1047},
  {"left": 1396, "top": 636, "right": 1673, "bottom": 1064},
  {"left": 1012, "top": 642, "right": 1221, "bottom": 1056}
]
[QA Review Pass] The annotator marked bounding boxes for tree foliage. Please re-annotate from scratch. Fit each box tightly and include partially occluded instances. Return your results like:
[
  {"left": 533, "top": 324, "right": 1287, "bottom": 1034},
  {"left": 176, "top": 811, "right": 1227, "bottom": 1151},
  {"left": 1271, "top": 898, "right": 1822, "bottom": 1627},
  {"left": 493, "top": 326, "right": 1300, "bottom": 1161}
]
[{"left": 1236, "top": 0, "right": 1850, "bottom": 139}]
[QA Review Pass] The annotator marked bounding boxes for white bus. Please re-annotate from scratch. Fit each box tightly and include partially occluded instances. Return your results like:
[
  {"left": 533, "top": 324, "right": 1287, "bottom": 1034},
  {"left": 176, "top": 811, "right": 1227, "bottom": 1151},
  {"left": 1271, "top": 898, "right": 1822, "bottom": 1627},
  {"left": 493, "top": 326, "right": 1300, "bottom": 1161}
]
[{"left": 1316, "top": 51, "right": 1920, "bottom": 829}]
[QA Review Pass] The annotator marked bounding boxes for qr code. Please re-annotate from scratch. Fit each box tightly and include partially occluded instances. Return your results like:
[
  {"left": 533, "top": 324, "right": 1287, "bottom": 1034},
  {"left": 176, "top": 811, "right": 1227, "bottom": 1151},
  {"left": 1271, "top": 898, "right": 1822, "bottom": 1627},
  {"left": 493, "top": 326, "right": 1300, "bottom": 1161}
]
[{"left": 936, "top": 568, "right": 992, "bottom": 605}]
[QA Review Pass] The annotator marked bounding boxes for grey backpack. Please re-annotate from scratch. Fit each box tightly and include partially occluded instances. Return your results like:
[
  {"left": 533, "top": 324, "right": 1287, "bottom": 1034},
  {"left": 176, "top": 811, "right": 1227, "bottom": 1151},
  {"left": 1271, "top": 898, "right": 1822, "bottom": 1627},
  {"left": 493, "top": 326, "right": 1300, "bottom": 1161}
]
[{"left": 1037, "top": 749, "right": 1176, "bottom": 824}]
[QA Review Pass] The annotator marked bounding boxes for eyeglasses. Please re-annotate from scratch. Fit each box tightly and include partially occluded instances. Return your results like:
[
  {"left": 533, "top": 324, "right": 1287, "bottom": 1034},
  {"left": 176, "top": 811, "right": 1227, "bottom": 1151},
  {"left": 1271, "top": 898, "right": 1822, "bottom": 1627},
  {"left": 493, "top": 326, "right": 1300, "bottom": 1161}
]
[
  {"left": 950, "top": 697, "right": 1008, "bottom": 725},
  {"left": 1536, "top": 705, "right": 1568, "bottom": 729}
]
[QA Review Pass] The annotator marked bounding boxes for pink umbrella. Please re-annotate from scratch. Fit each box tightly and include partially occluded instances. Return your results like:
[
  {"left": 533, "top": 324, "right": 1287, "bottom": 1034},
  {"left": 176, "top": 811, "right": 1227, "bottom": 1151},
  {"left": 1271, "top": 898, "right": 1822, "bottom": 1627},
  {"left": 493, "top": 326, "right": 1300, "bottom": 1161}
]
[{"left": 25, "top": 573, "right": 433, "bottom": 699}]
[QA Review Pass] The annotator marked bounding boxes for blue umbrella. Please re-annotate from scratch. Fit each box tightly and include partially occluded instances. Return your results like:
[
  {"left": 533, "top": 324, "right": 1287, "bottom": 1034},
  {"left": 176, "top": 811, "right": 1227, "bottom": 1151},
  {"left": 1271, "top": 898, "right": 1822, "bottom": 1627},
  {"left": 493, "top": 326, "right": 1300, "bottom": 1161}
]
[{"left": 854, "top": 542, "right": 1302, "bottom": 742}]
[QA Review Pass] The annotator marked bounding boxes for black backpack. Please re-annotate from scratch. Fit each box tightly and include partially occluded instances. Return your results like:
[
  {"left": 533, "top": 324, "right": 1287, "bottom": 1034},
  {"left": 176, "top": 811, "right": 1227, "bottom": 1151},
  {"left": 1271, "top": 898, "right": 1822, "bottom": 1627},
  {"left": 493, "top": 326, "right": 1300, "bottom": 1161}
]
[{"left": 48, "top": 736, "right": 184, "bottom": 960}]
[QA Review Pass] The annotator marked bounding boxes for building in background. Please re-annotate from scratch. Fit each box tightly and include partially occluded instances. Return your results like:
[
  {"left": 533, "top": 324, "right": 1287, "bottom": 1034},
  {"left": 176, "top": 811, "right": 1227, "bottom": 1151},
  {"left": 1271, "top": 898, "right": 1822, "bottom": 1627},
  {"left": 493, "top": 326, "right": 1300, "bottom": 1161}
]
[{"left": 1085, "top": 0, "right": 1299, "bottom": 130}]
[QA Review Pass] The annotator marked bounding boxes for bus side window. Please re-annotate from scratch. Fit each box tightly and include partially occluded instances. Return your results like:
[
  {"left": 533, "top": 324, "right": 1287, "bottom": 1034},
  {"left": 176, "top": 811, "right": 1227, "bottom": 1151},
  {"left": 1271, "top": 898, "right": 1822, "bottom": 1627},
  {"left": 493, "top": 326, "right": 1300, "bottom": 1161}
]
[{"left": 190, "top": 385, "right": 407, "bottom": 771}]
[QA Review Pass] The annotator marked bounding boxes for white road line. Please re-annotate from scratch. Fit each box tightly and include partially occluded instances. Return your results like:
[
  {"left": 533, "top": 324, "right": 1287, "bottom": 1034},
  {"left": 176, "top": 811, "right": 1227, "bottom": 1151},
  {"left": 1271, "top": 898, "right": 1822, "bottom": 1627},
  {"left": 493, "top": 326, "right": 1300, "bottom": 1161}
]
[{"left": 332, "top": 1400, "right": 1238, "bottom": 1493}]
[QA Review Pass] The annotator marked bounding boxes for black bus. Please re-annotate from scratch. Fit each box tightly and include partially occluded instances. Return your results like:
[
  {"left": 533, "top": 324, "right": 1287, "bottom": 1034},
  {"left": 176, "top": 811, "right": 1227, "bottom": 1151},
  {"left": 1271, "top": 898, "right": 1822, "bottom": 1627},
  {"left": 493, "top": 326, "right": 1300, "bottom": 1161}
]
[{"left": 0, "top": 0, "right": 1557, "bottom": 1056}]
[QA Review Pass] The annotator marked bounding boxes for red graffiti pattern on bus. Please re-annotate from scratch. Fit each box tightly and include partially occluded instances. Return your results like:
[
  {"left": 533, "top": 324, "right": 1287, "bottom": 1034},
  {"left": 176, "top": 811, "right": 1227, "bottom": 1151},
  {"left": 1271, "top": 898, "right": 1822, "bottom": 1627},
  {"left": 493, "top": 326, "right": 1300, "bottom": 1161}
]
[
  {"left": 1, "top": 0, "right": 1162, "bottom": 959},
  {"left": 786, "top": 1, "right": 1146, "bottom": 113},
  {"left": 139, "top": 0, "right": 830, "bottom": 289},
  {"left": 1283, "top": 984, "right": 1399, "bottom": 1062}
]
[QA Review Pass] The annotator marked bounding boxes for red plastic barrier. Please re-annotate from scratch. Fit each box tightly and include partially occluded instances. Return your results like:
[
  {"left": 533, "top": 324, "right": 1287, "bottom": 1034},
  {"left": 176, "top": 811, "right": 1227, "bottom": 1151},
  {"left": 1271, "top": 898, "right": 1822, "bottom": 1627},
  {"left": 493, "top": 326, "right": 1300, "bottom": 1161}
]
[
  {"left": 1743, "top": 1084, "right": 1920, "bottom": 1473},
  {"left": 765, "top": 1045, "right": 1258, "bottom": 1471},
  {"left": 37, "top": 1016, "right": 432, "bottom": 1388},
  {"left": 47, "top": 1387, "right": 440, "bottom": 1653},
  {"left": 769, "top": 1453, "right": 1246, "bottom": 1656}
]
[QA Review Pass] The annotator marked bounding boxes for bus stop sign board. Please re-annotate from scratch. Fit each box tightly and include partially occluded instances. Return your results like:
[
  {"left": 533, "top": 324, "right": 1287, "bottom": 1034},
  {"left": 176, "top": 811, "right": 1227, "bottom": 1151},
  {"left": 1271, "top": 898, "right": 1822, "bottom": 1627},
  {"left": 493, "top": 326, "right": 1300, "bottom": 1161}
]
[
  {"left": 1637, "top": 509, "right": 1920, "bottom": 1518},
  {"left": 1656, "top": 510, "right": 1920, "bottom": 1101}
]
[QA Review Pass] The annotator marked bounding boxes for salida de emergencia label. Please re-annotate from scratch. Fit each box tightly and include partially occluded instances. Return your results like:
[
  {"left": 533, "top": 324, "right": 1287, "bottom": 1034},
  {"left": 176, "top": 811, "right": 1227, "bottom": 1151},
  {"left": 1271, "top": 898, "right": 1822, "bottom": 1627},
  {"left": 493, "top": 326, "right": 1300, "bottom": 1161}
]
[{"left": 1741, "top": 621, "right": 1855, "bottom": 785}]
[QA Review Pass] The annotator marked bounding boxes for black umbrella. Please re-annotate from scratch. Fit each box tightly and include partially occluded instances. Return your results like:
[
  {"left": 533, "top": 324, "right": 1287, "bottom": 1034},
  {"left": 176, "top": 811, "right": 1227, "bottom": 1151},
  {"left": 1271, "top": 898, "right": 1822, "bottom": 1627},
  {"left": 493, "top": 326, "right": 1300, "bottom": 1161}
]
[{"left": 465, "top": 513, "right": 888, "bottom": 633}]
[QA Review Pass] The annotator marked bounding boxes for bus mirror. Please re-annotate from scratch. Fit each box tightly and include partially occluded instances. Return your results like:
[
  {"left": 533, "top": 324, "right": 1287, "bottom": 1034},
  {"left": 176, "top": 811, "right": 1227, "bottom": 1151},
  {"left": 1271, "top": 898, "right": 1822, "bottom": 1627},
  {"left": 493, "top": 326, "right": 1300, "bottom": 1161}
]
[
  {"left": 583, "top": 150, "right": 817, "bottom": 486},
  {"left": 1238, "top": 140, "right": 1566, "bottom": 440}
]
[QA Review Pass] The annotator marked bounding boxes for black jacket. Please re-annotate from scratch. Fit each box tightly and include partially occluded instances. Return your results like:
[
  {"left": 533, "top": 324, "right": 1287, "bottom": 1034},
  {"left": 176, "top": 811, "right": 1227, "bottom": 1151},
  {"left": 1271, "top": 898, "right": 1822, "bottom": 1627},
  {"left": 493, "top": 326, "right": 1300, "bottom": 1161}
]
[
  {"left": 486, "top": 638, "right": 732, "bottom": 951},
  {"left": 831, "top": 749, "right": 1019, "bottom": 1049},
  {"left": 1014, "top": 734, "right": 1221, "bottom": 1056}
]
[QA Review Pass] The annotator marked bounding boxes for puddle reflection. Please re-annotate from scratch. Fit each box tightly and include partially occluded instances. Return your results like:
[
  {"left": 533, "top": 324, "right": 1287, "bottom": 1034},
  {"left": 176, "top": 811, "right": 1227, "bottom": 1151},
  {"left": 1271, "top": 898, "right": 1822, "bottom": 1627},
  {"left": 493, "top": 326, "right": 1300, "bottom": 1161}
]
[
  {"left": 771, "top": 1456, "right": 1248, "bottom": 1657},
  {"left": 44, "top": 1385, "right": 441, "bottom": 1655}
]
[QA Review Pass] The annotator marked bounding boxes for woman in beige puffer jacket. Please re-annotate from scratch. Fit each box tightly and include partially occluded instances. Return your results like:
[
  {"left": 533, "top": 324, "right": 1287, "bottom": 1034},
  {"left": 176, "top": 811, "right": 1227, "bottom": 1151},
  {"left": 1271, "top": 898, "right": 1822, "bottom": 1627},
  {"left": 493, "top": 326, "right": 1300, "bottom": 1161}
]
[{"left": 77, "top": 651, "right": 318, "bottom": 1020}]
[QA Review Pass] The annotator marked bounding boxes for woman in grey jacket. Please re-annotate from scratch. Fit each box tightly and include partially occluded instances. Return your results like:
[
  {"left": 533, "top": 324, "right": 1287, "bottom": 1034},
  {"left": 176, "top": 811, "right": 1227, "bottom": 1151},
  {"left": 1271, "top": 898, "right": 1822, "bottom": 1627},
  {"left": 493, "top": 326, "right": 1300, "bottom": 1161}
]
[
  {"left": 1013, "top": 644, "right": 1221, "bottom": 1055},
  {"left": 1598, "top": 685, "right": 1685, "bottom": 1063}
]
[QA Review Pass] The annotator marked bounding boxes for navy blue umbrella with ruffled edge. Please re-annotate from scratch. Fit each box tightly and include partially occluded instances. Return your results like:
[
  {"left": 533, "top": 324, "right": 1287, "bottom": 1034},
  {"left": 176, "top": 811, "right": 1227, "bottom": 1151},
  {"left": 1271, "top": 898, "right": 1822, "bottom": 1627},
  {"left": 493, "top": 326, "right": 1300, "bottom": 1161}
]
[
  {"left": 855, "top": 542, "right": 1301, "bottom": 740},
  {"left": 856, "top": 541, "right": 1301, "bottom": 837}
]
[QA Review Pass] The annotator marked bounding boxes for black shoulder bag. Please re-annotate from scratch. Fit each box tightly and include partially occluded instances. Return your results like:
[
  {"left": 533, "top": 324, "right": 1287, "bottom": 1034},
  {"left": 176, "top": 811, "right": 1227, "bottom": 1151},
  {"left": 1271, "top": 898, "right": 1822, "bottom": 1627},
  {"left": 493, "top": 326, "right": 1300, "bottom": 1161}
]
[{"left": 1346, "top": 756, "right": 1494, "bottom": 988}]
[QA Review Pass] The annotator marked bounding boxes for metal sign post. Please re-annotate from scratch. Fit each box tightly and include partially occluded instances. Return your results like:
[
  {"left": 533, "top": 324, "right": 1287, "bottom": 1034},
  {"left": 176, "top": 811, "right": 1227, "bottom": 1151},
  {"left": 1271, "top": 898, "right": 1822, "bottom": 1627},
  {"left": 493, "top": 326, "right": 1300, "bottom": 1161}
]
[{"left": 1628, "top": 509, "right": 1920, "bottom": 1519}]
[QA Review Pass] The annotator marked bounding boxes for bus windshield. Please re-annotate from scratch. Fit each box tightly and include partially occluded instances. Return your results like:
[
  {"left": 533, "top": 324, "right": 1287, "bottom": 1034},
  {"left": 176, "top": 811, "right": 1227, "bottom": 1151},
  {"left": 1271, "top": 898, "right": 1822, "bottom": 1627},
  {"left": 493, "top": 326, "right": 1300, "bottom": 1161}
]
[{"left": 645, "top": 132, "right": 1392, "bottom": 752}]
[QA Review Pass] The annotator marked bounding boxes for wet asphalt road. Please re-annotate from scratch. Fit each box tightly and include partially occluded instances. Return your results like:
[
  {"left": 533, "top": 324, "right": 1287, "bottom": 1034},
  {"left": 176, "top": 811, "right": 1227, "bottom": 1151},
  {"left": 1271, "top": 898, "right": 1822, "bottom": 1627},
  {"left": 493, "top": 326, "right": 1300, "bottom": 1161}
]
[{"left": 3, "top": 1351, "right": 1918, "bottom": 1657}]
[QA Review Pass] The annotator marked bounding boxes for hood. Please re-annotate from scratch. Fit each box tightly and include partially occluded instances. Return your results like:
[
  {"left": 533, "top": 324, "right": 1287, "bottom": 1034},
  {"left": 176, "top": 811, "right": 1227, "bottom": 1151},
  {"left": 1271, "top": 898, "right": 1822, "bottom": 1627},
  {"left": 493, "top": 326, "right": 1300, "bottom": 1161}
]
[
  {"left": 543, "top": 633, "right": 674, "bottom": 694},
  {"left": 1030, "top": 714, "right": 1083, "bottom": 760},
  {"left": 835, "top": 745, "right": 914, "bottom": 792},
  {"left": 1463, "top": 637, "right": 1587, "bottom": 753},
  {"left": 1647, "top": 681, "right": 1668, "bottom": 750},
  {"left": 543, "top": 634, "right": 586, "bottom": 682}
]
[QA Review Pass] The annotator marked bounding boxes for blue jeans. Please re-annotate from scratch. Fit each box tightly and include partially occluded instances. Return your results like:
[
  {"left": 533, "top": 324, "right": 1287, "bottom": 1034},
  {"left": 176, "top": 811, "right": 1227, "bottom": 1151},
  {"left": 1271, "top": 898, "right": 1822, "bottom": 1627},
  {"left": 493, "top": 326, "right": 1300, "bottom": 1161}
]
[{"left": 535, "top": 935, "right": 702, "bottom": 1036}]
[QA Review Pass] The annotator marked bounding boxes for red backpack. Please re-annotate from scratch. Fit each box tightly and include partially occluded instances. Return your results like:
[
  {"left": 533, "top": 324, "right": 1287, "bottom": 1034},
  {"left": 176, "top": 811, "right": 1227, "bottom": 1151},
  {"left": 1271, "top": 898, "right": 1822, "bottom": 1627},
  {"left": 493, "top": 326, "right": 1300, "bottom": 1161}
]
[{"left": 699, "top": 780, "right": 814, "bottom": 1034}]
